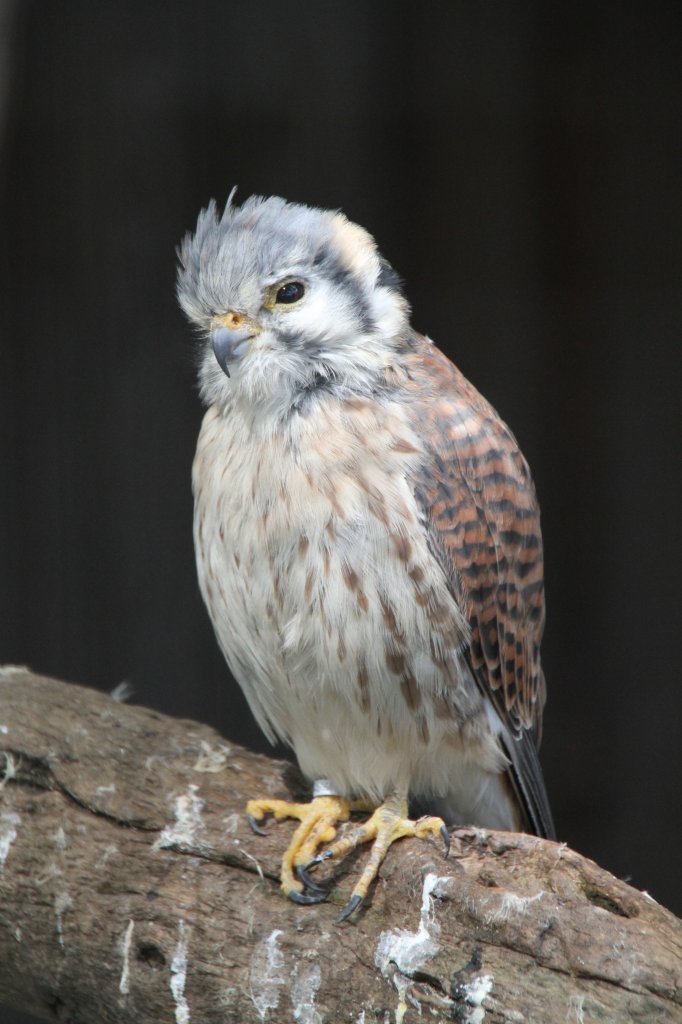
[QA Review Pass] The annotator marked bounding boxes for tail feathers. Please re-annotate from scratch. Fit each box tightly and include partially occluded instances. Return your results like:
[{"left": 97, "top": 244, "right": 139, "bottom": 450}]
[
  {"left": 414, "top": 732, "right": 556, "bottom": 840},
  {"left": 500, "top": 729, "right": 556, "bottom": 840}
]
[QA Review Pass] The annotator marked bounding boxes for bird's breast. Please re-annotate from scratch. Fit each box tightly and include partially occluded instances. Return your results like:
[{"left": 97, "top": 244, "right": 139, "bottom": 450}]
[{"left": 192, "top": 398, "right": 482, "bottom": 789}]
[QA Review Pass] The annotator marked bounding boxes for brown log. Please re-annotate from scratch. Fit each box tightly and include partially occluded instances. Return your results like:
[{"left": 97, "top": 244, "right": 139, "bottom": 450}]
[{"left": 0, "top": 667, "right": 680, "bottom": 1023}]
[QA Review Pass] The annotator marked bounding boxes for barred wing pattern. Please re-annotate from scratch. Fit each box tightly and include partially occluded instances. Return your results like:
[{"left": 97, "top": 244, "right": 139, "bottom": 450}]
[{"left": 408, "top": 337, "right": 555, "bottom": 838}]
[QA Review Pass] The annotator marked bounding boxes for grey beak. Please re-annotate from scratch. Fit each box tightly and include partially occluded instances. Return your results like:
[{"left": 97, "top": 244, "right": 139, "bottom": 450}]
[{"left": 211, "top": 326, "right": 253, "bottom": 377}]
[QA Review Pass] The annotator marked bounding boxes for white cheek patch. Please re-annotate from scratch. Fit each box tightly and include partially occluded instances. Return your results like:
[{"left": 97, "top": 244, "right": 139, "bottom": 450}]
[
  {"left": 279, "top": 279, "right": 358, "bottom": 348},
  {"left": 369, "top": 286, "right": 409, "bottom": 339}
]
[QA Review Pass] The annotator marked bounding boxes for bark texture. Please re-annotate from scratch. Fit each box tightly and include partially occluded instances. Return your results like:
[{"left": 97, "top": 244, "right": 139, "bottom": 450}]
[{"left": 0, "top": 667, "right": 680, "bottom": 1023}]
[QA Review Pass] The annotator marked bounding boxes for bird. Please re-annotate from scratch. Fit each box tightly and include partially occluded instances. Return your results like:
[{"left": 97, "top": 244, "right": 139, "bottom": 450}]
[{"left": 177, "top": 192, "right": 555, "bottom": 920}]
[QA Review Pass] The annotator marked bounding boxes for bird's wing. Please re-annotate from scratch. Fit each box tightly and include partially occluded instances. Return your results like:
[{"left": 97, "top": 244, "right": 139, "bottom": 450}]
[{"left": 405, "top": 336, "right": 555, "bottom": 838}]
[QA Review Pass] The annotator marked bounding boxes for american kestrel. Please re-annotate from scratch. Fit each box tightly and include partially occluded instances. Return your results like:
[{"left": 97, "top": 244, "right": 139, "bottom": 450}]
[{"left": 178, "top": 194, "right": 555, "bottom": 919}]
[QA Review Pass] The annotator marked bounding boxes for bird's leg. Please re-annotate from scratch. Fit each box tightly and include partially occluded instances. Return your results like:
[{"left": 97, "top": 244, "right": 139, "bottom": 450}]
[
  {"left": 246, "top": 780, "right": 370, "bottom": 904},
  {"left": 247, "top": 784, "right": 447, "bottom": 917},
  {"left": 307, "top": 790, "right": 449, "bottom": 921}
]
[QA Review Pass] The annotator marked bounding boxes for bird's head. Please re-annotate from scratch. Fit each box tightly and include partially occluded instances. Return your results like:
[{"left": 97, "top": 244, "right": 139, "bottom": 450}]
[{"left": 177, "top": 193, "right": 411, "bottom": 416}]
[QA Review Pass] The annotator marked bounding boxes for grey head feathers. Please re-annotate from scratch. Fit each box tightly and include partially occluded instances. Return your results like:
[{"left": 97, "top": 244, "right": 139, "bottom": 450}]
[{"left": 177, "top": 193, "right": 411, "bottom": 414}]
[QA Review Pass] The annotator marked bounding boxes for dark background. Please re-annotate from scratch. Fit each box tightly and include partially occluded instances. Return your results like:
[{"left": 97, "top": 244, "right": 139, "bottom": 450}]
[{"left": 1, "top": 4, "right": 680, "bottom": 1018}]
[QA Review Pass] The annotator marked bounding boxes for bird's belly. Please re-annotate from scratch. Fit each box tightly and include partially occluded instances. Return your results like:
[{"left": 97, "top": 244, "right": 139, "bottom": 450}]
[{"left": 193, "top": 404, "right": 491, "bottom": 801}]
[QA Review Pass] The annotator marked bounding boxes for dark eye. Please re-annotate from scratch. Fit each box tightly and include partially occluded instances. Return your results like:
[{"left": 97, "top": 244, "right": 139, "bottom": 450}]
[{"left": 275, "top": 281, "right": 305, "bottom": 304}]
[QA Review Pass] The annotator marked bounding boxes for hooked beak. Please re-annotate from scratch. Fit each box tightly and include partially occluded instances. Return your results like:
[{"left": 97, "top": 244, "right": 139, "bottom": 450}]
[
  {"left": 210, "top": 313, "right": 260, "bottom": 377},
  {"left": 211, "top": 326, "right": 252, "bottom": 377}
]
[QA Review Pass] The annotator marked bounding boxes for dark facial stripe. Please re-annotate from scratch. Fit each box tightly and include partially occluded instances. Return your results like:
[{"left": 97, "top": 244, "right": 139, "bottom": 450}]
[
  {"left": 377, "top": 258, "right": 403, "bottom": 295},
  {"left": 312, "top": 247, "right": 373, "bottom": 332}
]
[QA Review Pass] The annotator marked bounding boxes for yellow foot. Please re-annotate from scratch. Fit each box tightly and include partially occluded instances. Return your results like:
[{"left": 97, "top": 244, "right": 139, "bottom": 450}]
[
  {"left": 246, "top": 792, "right": 449, "bottom": 919},
  {"left": 308, "top": 794, "right": 449, "bottom": 922},
  {"left": 246, "top": 795, "right": 352, "bottom": 903}
]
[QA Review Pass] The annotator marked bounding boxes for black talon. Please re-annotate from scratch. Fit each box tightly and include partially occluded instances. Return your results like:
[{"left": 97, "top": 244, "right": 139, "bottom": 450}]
[
  {"left": 295, "top": 864, "right": 327, "bottom": 895},
  {"left": 247, "top": 814, "right": 269, "bottom": 836},
  {"left": 440, "top": 823, "right": 451, "bottom": 857},
  {"left": 287, "top": 888, "right": 328, "bottom": 905},
  {"left": 335, "top": 893, "right": 363, "bottom": 923}
]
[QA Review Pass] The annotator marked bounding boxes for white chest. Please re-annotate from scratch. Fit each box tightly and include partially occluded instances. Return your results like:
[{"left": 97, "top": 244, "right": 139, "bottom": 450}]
[{"left": 192, "top": 396, "right": 474, "bottom": 797}]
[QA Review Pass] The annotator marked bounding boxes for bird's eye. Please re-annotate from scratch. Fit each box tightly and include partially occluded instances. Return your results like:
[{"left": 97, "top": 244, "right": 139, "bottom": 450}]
[{"left": 275, "top": 281, "right": 305, "bottom": 305}]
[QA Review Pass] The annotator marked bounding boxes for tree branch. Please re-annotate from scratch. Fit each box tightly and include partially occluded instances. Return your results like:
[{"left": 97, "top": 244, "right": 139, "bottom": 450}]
[{"left": 0, "top": 667, "right": 680, "bottom": 1023}]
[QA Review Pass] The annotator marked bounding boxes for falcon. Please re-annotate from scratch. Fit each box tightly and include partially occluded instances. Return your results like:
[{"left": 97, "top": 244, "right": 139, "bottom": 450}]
[{"left": 177, "top": 193, "right": 555, "bottom": 920}]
